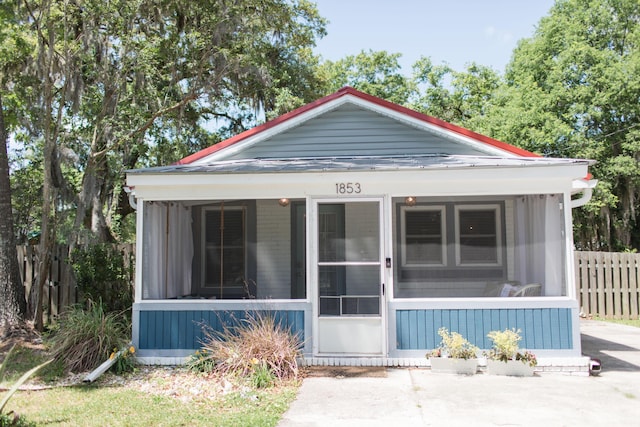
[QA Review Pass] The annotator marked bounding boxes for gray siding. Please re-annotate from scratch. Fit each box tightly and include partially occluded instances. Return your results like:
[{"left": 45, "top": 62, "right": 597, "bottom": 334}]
[{"left": 226, "top": 104, "right": 488, "bottom": 160}]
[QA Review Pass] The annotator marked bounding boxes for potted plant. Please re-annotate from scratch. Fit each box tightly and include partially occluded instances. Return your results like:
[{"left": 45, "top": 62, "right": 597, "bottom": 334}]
[
  {"left": 427, "top": 327, "right": 479, "bottom": 375},
  {"left": 485, "top": 328, "right": 537, "bottom": 376}
]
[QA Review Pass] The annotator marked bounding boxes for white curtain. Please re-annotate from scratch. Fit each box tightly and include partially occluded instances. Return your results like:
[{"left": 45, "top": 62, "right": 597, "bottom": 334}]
[
  {"left": 514, "top": 195, "right": 564, "bottom": 296},
  {"left": 143, "top": 202, "right": 193, "bottom": 299}
]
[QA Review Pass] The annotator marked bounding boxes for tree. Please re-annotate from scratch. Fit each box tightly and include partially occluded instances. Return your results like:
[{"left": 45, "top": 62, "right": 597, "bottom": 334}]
[
  {"left": 485, "top": 0, "right": 640, "bottom": 251},
  {"left": 0, "top": 92, "right": 26, "bottom": 335},
  {"left": 409, "top": 57, "right": 501, "bottom": 129},
  {"left": 3, "top": 0, "right": 326, "bottom": 327},
  {"left": 318, "top": 50, "right": 412, "bottom": 105}
]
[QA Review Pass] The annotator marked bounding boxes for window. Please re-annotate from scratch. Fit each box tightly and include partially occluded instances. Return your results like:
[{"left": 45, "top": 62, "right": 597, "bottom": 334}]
[
  {"left": 203, "top": 207, "right": 246, "bottom": 298},
  {"left": 401, "top": 206, "right": 446, "bottom": 266},
  {"left": 398, "top": 202, "right": 503, "bottom": 276},
  {"left": 455, "top": 205, "right": 501, "bottom": 266}
]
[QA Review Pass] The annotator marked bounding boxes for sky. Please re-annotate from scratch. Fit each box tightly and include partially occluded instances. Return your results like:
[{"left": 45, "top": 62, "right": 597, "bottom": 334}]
[{"left": 311, "top": 0, "right": 556, "bottom": 74}]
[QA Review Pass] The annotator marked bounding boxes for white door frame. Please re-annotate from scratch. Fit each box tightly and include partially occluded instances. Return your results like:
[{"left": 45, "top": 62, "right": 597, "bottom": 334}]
[{"left": 308, "top": 196, "right": 388, "bottom": 356}]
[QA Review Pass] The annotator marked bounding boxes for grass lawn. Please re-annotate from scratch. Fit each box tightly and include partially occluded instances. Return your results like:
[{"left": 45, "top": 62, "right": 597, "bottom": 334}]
[
  {"left": 6, "top": 382, "right": 298, "bottom": 426},
  {"left": 1, "top": 344, "right": 298, "bottom": 427}
]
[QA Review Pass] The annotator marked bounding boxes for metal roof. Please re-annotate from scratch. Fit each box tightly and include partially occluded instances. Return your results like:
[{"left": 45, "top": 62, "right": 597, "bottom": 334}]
[{"left": 127, "top": 155, "right": 593, "bottom": 175}]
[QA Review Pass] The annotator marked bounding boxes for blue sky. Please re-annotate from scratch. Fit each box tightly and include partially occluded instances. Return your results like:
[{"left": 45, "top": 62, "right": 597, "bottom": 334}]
[{"left": 312, "top": 0, "right": 556, "bottom": 74}]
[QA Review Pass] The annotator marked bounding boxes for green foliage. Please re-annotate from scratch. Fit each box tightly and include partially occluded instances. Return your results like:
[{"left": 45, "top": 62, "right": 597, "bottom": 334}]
[
  {"left": 430, "top": 327, "right": 478, "bottom": 360},
  {"left": 486, "top": 329, "right": 537, "bottom": 367},
  {"left": 492, "top": 0, "right": 640, "bottom": 251},
  {"left": 249, "top": 359, "right": 276, "bottom": 389},
  {"left": 319, "top": 50, "right": 412, "bottom": 104},
  {"left": 71, "top": 244, "right": 133, "bottom": 314},
  {"left": 0, "top": 344, "right": 50, "bottom": 426},
  {"left": 0, "top": 412, "right": 35, "bottom": 427},
  {"left": 49, "top": 302, "right": 130, "bottom": 373},
  {"left": 109, "top": 346, "right": 137, "bottom": 375},
  {"left": 186, "top": 350, "right": 216, "bottom": 374},
  {"left": 199, "top": 312, "right": 302, "bottom": 383}
]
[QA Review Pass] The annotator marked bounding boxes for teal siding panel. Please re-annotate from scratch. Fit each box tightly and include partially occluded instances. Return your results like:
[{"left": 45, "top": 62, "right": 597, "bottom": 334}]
[
  {"left": 425, "top": 310, "right": 435, "bottom": 349},
  {"left": 522, "top": 310, "right": 535, "bottom": 348},
  {"left": 533, "top": 310, "right": 544, "bottom": 348},
  {"left": 408, "top": 310, "right": 418, "bottom": 349},
  {"left": 559, "top": 309, "right": 572, "bottom": 349},
  {"left": 139, "top": 310, "right": 305, "bottom": 350},
  {"left": 139, "top": 310, "right": 149, "bottom": 349},
  {"left": 541, "top": 310, "right": 552, "bottom": 349},
  {"left": 395, "top": 308, "right": 573, "bottom": 350},
  {"left": 416, "top": 310, "right": 426, "bottom": 349},
  {"left": 397, "top": 310, "right": 409, "bottom": 348}
]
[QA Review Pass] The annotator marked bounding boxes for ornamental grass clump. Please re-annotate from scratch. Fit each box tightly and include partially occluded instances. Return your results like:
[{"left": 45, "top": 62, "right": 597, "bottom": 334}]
[
  {"left": 199, "top": 312, "right": 302, "bottom": 384},
  {"left": 428, "top": 327, "right": 478, "bottom": 360},
  {"left": 49, "top": 302, "right": 130, "bottom": 373},
  {"left": 486, "top": 328, "right": 537, "bottom": 367}
]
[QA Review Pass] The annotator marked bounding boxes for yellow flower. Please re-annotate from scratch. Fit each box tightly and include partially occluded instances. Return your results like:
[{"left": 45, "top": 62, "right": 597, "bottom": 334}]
[
  {"left": 251, "top": 358, "right": 259, "bottom": 365},
  {"left": 129, "top": 346, "right": 135, "bottom": 354}
]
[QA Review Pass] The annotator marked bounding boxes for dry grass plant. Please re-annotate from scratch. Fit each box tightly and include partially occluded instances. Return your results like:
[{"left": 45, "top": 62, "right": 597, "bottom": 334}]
[
  {"left": 49, "top": 302, "right": 129, "bottom": 373},
  {"left": 200, "top": 312, "right": 302, "bottom": 382}
]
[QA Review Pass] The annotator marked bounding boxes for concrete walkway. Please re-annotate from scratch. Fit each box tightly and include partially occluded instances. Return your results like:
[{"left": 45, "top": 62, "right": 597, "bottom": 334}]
[{"left": 279, "top": 320, "right": 640, "bottom": 426}]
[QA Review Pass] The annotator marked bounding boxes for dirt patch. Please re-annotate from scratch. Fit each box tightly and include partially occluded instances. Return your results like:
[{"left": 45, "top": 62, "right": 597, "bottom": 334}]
[{"left": 305, "top": 366, "right": 387, "bottom": 378}]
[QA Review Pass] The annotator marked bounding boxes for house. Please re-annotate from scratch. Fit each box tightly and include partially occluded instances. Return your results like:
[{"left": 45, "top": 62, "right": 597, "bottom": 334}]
[{"left": 125, "top": 87, "right": 597, "bottom": 373}]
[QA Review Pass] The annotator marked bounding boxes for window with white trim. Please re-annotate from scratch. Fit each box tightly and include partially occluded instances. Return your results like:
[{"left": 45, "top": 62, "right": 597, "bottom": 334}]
[
  {"left": 401, "top": 206, "right": 446, "bottom": 266},
  {"left": 455, "top": 205, "right": 501, "bottom": 266},
  {"left": 398, "top": 202, "right": 504, "bottom": 282}
]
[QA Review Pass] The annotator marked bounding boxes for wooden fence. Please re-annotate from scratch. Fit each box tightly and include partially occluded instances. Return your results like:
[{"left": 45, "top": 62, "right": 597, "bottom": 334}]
[
  {"left": 16, "top": 244, "right": 135, "bottom": 322},
  {"left": 575, "top": 251, "right": 640, "bottom": 320}
]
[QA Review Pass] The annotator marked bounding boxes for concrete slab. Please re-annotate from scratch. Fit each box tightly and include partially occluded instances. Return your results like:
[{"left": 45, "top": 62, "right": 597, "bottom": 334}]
[{"left": 279, "top": 320, "right": 640, "bottom": 426}]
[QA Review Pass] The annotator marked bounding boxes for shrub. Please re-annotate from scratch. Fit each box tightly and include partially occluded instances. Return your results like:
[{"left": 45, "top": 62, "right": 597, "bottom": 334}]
[
  {"left": 199, "top": 312, "right": 302, "bottom": 383},
  {"left": 71, "top": 244, "right": 133, "bottom": 314},
  {"left": 430, "top": 327, "right": 478, "bottom": 360},
  {"left": 49, "top": 302, "right": 130, "bottom": 372},
  {"left": 486, "top": 328, "right": 537, "bottom": 367}
]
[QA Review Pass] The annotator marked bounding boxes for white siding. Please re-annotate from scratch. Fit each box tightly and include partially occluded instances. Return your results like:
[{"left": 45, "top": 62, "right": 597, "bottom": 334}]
[{"left": 256, "top": 200, "right": 291, "bottom": 298}]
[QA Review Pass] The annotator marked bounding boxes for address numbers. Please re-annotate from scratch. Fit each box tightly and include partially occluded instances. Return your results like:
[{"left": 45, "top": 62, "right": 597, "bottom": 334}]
[{"left": 335, "top": 182, "right": 362, "bottom": 194}]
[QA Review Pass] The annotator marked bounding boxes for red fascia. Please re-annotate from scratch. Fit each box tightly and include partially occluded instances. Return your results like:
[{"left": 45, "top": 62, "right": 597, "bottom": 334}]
[{"left": 176, "top": 86, "right": 538, "bottom": 165}]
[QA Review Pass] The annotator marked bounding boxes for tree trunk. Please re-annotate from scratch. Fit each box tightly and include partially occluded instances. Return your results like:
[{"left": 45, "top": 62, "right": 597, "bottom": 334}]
[{"left": 0, "top": 92, "right": 27, "bottom": 336}]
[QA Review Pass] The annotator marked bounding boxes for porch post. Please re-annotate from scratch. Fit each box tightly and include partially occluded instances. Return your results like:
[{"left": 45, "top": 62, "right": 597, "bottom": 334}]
[{"left": 134, "top": 199, "right": 144, "bottom": 303}]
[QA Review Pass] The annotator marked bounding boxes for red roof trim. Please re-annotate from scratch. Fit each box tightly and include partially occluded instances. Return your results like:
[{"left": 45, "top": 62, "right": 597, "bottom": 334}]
[{"left": 176, "top": 86, "right": 538, "bottom": 165}]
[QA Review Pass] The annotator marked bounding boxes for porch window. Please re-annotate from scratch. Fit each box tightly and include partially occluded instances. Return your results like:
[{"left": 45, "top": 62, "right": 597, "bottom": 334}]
[
  {"left": 203, "top": 206, "right": 247, "bottom": 298},
  {"left": 401, "top": 206, "right": 446, "bottom": 266},
  {"left": 455, "top": 205, "right": 501, "bottom": 266}
]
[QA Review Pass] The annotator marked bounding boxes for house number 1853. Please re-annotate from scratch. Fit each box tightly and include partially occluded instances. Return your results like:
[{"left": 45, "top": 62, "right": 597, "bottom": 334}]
[{"left": 335, "top": 182, "right": 361, "bottom": 194}]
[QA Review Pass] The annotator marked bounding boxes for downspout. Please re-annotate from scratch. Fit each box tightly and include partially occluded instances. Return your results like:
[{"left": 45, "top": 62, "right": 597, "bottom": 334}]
[
  {"left": 571, "top": 179, "right": 597, "bottom": 209},
  {"left": 124, "top": 185, "right": 137, "bottom": 210}
]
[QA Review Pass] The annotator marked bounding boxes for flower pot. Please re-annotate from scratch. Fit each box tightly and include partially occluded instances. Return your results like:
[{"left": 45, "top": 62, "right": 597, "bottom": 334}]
[
  {"left": 429, "top": 357, "right": 478, "bottom": 375},
  {"left": 486, "top": 359, "right": 535, "bottom": 377}
]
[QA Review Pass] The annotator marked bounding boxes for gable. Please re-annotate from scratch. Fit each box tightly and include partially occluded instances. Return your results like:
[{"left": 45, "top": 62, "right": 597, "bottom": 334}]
[
  {"left": 179, "top": 87, "right": 537, "bottom": 165},
  {"left": 221, "top": 104, "right": 489, "bottom": 160}
]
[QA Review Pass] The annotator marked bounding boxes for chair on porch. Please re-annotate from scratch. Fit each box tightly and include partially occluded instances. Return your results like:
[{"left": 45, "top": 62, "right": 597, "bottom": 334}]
[{"left": 513, "top": 283, "right": 542, "bottom": 297}]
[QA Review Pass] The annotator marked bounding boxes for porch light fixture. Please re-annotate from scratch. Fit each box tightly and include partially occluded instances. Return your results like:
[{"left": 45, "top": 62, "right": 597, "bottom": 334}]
[
  {"left": 278, "top": 198, "right": 290, "bottom": 207},
  {"left": 404, "top": 196, "right": 417, "bottom": 206}
]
